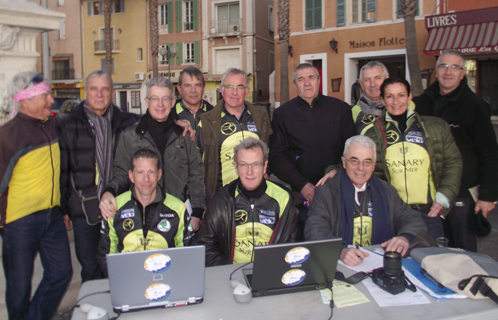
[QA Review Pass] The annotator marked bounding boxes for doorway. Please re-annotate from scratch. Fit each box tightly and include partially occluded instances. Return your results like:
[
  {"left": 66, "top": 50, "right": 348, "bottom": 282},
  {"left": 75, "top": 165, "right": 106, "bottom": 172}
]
[
  {"left": 479, "top": 60, "right": 498, "bottom": 115},
  {"left": 119, "top": 91, "right": 127, "bottom": 112}
]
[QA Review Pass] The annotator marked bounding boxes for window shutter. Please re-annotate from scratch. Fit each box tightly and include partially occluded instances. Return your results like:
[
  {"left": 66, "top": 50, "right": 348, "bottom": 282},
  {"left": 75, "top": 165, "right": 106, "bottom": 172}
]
[
  {"left": 305, "top": 0, "right": 312, "bottom": 30},
  {"left": 59, "top": 19, "right": 66, "bottom": 39},
  {"left": 99, "top": 1, "right": 103, "bottom": 15},
  {"left": 176, "top": 0, "right": 182, "bottom": 32},
  {"left": 176, "top": 42, "right": 183, "bottom": 64},
  {"left": 193, "top": 0, "right": 199, "bottom": 31},
  {"left": 167, "top": 2, "right": 173, "bottom": 33},
  {"left": 87, "top": 1, "right": 91, "bottom": 16},
  {"left": 367, "top": 0, "right": 376, "bottom": 12},
  {"left": 194, "top": 40, "right": 200, "bottom": 63},
  {"left": 337, "top": 0, "right": 345, "bottom": 27},
  {"left": 121, "top": 0, "right": 125, "bottom": 12},
  {"left": 168, "top": 42, "right": 174, "bottom": 65},
  {"left": 314, "top": 0, "right": 321, "bottom": 29}
]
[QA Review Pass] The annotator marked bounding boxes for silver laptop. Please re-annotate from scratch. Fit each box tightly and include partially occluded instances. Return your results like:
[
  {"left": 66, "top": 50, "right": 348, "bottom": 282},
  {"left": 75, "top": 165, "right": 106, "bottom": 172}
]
[
  {"left": 243, "top": 239, "right": 342, "bottom": 297},
  {"left": 106, "top": 245, "right": 205, "bottom": 312}
]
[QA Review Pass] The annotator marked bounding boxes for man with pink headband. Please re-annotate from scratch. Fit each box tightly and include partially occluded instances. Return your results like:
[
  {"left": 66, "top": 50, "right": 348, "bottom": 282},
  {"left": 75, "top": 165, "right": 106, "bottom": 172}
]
[{"left": 0, "top": 71, "right": 72, "bottom": 319}]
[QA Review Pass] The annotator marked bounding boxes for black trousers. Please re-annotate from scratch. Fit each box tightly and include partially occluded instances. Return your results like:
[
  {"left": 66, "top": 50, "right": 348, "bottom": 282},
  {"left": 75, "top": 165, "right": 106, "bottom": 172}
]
[{"left": 442, "top": 197, "right": 477, "bottom": 252}]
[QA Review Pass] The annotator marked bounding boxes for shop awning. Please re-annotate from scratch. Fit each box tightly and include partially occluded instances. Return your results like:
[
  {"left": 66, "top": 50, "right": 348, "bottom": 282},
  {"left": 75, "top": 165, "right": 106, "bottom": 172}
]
[{"left": 423, "top": 21, "right": 498, "bottom": 56}]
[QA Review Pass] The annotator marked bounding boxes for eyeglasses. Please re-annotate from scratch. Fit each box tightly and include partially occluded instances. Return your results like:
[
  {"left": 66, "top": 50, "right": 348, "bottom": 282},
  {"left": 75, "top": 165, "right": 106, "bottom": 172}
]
[
  {"left": 236, "top": 162, "right": 265, "bottom": 170},
  {"left": 147, "top": 96, "right": 173, "bottom": 103},
  {"left": 24, "top": 74, "right": 44, "bottom": 90},
  {"left": 345, "top": 157, "right": 374, "bottom": 168},
  {"left": 222, "top": 85, "right": 247, "bottom": 92},
  {"left": 437, "top": 64, "right": 464, "bottom": 71}
]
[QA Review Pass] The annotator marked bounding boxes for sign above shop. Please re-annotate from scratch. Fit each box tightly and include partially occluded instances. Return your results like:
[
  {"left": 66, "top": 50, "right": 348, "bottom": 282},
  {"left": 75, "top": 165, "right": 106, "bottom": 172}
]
[
  {"left": 425, "top": 7, "right": 498, "bottom": 29},
  {"left": 350, "top": 37, "right": 405, "bottom": 50}
]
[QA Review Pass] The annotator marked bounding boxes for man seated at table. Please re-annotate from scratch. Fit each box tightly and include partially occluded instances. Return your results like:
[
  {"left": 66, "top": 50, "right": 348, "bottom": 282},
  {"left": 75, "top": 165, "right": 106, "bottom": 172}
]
[
  {"left": 197, "top": 137, "right": 298, "bottom": 266},
  {"left": 97, "top": 149, "right": 186, "bottom": 276},
  {"left": 304, "top": 135, "right": 426, "bottom": 266}
]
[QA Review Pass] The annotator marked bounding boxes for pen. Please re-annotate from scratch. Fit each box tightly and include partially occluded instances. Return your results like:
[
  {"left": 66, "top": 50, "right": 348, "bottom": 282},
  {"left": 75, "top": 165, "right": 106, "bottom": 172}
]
[
  {"left": 355, "top": 244, "right": 363, "bottom": 261},
  {"left": 420, "top": 268, "right": 444, "bottom": 288}
]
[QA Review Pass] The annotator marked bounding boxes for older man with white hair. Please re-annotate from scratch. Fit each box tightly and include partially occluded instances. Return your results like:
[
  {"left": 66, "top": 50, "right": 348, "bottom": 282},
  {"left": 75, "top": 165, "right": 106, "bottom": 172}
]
[
  {"left": 305, "top": 135, "right": 426, "bottom": 266},
  {"left": 0, "top": 72, "right": 72, "bottom": 319}
]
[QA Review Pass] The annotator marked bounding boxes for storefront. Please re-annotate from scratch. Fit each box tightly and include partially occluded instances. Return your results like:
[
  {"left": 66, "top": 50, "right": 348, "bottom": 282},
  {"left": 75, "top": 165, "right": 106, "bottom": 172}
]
[
  {"left": 422, "top": 7, "right": 498, "bottom": 115},
  {"left": 113, "top": 82, "right": 145, "bottom": 116}
]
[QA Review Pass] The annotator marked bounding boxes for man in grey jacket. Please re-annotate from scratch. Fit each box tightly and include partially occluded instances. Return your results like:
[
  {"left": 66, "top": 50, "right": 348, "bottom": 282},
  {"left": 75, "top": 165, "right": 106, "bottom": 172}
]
[
  {"left": 305, "top": 136, "right": 426, "bottom": 266},
  {"left": 100, "top": 77, "right": 205, "bottom": 235}
]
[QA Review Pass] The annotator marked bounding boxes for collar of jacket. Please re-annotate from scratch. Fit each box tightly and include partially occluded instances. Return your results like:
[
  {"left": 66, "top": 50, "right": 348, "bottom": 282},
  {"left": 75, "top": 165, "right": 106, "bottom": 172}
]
[
  {"left": 17, "top": 111, "right": 49, "bottom": 124},
  {"left": 130, "top": 184, "right": 165, "bottom": 206},
  {"left": 296, "top": 92, "right": 323, "bottom": 108},
  {"left": 425, "top": 76, "right": 469, "bottom": 103},
  {"left": 135, "top": 110, "right": 183, "bottom": 137}
]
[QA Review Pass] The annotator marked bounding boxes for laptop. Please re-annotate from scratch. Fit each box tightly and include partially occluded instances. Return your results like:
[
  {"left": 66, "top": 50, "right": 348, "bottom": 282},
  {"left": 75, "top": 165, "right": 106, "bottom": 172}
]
[
  {"left": 243, "top": 238, "right": 342, "bottom": 297},
  {"left": 106, "top": 245, "right": 205, "bottom": 312}
]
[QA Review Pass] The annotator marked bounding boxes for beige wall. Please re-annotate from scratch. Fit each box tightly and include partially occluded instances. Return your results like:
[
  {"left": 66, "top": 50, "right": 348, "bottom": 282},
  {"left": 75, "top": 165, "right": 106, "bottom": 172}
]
[{"left": 274, "top": 0, "right": 438, "bottom": 102}]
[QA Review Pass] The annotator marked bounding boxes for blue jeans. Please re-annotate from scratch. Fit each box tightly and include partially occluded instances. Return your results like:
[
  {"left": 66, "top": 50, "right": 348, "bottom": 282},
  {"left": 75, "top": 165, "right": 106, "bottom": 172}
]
[
  {"left": 72, "top": 217, "right": 104, "bottom": 282},
  {"left": 0, "top": 207, "right": 72, "bottom": 320}
]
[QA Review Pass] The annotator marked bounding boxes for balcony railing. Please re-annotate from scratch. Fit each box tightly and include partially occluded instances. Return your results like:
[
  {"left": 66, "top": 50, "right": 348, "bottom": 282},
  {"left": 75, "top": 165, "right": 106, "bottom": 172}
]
[
  {"left": 94, "top": 40, "right": 120, "bottom": 53},
  {"left": 209, "top": 18, "right": 242, "bottom": 36},
  {"left": 52, "top": 68, "right": 75, "bottom": 80}
]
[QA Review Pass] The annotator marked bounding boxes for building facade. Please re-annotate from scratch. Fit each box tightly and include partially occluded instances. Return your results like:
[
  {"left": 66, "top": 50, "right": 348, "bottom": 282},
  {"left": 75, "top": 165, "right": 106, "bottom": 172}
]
[
  {"left": 202, "top": 0, "right": 275, "bottom": 104},
  {"left": 274, "top": 0, "right": 438, "bottom": 105}
]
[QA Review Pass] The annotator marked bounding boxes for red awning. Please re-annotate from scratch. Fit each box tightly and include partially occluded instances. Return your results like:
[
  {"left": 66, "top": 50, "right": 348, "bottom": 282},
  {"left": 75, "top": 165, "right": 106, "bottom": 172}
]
[{"left": 423, "top": 21, "right": 498, "bottom": 56}]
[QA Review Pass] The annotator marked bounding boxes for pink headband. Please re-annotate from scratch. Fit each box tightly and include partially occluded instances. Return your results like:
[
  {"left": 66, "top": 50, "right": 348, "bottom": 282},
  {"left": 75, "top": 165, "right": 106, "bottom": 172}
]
[{"left": 13, "top": 82, "right": 51, "bottom": 102}]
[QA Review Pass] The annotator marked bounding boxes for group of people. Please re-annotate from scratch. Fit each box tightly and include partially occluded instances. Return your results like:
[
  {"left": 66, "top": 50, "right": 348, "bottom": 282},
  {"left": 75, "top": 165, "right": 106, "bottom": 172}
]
[{"left": 1, "top": 49, "right": 497, "bottom": 319}]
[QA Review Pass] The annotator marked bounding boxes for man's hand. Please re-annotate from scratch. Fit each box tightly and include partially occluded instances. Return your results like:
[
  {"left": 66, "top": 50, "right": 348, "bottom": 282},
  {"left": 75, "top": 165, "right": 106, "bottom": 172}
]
[
  {"left": 176, "top": 120, "right": 195, "bottom": 141},
  {"left": 340, "top": 248, "right": 369, "bottom": 266},
  {"left": 301, "top": 182, "right": 315, "bottom": 203},
  {"left": 315, "top": 170, "right": 337, "bottom": 187},
  {"left": 381, "top": 236, "right": 409, "bottom": 257},
  {"left": 99, "top": 192, "right": 117, "bottom": 221},
  {"left": 428, "top": 201, "right": 444, "bottom": 217},
  {"left": 191, "top": 217, "right": 201, "bottom": 232},
  {"left": 63, "top": 215, "right": 73, "bottom": 231},
  {"left": 475, "top": 200, "right": 495, "bottom": 218}
]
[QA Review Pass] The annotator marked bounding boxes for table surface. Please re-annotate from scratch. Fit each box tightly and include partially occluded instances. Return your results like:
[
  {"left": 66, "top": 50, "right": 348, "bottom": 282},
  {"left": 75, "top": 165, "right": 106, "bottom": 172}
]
[{"left": 71, "top": 261, "right": 498, "bottom": 320}]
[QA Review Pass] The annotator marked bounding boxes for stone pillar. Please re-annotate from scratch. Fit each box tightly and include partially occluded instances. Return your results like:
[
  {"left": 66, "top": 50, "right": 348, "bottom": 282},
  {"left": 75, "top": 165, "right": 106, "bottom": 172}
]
[{"left": 0, "top": 0, "right": 64, "bottom": 125}]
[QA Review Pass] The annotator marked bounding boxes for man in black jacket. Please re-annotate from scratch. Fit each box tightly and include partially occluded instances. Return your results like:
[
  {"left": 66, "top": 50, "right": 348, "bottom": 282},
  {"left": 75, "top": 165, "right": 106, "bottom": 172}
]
[
  {"left": 58, "top": 71, "right": 139, "bottom": 282},
  {"left": 269, "top": 63, "right": 355, "bottom": 232},
  {"left": 197, "top": 137, "right": 298, "bottom": 266},
  {"left": 413, "top": 49, "right": 498, "bottom": 251}
]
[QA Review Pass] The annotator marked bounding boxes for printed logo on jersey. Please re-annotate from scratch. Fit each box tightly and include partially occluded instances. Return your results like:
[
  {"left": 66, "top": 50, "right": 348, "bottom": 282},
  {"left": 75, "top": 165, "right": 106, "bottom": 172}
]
[
  {"left": 123, "top": 218, "right": 134, "bottom": 231},
  {"left": 221, "top": 122, "right": 237, "bottom": 135},
  {"left": 386, "top": 130, "right": 400, "bottom": 144},
  {"left": 157, "top": 219, "right": 171, "bottom": 233},
  {"left": 159, "top": 213, "right": 175, "bottom": 218},
  {"left": 361, "top": 114, "right": 375, "bottom": 125},
  {"left": 235, "top": 210, "right": 248, "bottom": 223},
  {"left": 247, "top": 121, "right": 258, "bottom": 133},
  {"left": 260, "top": 209, "right": 275, "bottom": 217},
  {"left": 120, "top": 209, "right": 135, "bottom": 219},
  {"left": 406, "top": 131, "right": 424, "bottom": 144},
  {"left": 259, "top": 215, "right": 275, "bottom": 225}
]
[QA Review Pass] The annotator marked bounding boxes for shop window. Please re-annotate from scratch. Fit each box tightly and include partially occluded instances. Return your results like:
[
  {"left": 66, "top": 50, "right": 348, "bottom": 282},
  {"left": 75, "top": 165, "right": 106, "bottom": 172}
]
[{"left": 305, "top": 0, "right": 321, "bottom": 30}]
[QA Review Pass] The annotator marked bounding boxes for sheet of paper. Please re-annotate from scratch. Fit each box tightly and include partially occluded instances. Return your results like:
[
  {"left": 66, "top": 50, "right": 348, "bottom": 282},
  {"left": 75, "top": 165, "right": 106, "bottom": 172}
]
[
  {"left": 337, "top": 246, "right": 384, "bottom": 273},
  {"left": 320, "top": 280, "right": 370, "bottom": 308},
  {"left": 184, "top": 199, "right": 193, "bottom": 216},
  {"left": 363, "top": 277, "right": 431, "bottom": 307}
]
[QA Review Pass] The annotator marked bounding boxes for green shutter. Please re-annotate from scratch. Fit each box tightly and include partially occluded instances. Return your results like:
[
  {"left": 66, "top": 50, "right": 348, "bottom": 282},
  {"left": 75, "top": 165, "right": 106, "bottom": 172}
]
[
  {"left": 167, "top": 2, "right": 173, "bottom": 33},
  {"left": 305, "top": 0, "right": 321, "bottom": 30},
  {"left": 367, "top": 0, "right": 376, "bottom": 22},
  {"left": 168, "top": 42, "right": 174, "bottom": 65},
  {"left": 176, "top": 0, "right": 182, "bottom": 32},
  {"left": 193, "top": 0, "right": 199, "bottom": 31},
  {"left": 337, "top": 0, "right": 345, "bottom": 27},
  {"left": 176, "top": 42, "right": 183, "bottom": 64},
  {"left": 194, "top": 41, "right": 200, "bottom": 63},
  {"left": 314, "top": 0, "right": 321, "bottom": 28}
]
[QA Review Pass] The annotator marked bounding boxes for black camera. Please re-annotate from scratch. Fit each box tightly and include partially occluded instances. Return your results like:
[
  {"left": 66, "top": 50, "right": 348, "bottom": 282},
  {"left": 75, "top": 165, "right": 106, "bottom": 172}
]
[{"left": 371, "top": 251, "right": 416, "bottom": 295}]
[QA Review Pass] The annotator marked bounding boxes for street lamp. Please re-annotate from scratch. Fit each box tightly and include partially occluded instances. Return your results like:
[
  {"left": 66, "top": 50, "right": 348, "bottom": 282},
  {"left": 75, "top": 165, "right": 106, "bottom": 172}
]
[{"left": 159, "top": 44, "right": 179, "bottom": 79}]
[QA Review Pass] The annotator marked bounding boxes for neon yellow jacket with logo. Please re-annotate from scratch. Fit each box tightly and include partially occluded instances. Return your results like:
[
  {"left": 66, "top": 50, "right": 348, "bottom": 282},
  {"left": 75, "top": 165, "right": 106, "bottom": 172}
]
[{"left": 0, "top": 113, "right": 60, "bottom": 226}]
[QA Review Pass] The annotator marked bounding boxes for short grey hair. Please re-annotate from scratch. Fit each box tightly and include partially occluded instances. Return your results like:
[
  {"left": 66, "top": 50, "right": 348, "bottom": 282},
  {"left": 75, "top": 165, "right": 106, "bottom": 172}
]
[
  {"left": 7, "top": 71, "right": 47, "bottom": 112},
  {"left": 233, "top": 137, "right": 268, "bottom": 163},
  {"left": 221, "top": 68, "right": 249, "bottom": 87},
  {"left": 146, "top": 77, "right": 173, "bottom": 98},
  {"left": 343, "top": 135, "right": 377, "bottom": 161},
  {"left": 84, "top": 70, "right": 113, "bottom": 90},
  {"left": 292, "top": 63, "right": 320, "bottom": 83},
  {"left": 359, "top": 61, "right": 389, "bottom": 82},
  {"left": 436, "top": 49, "right": 465, "bottom": 68}
]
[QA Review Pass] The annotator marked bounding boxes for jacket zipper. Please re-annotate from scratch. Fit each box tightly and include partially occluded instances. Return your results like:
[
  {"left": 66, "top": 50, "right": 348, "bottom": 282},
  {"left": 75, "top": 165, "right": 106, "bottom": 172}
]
[{"left": 41, "top": 123, "right": 55, "bottom": 206}]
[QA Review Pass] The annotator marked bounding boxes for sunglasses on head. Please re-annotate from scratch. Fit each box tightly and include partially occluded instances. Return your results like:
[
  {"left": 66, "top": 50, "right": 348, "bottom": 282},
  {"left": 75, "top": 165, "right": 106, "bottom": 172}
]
[{"left": 24, "top": 74, "right": 44, "bottom": 90}]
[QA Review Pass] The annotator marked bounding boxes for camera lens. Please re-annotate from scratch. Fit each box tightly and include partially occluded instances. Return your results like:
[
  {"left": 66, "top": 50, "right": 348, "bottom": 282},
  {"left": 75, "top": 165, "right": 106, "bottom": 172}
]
[{"left": 383, "top": 251, "right": 402, "bottom": 277}]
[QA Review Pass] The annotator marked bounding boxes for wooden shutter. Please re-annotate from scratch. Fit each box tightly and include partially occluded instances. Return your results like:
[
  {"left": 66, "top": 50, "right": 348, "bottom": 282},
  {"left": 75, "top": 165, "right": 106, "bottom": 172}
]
[
  {"left": 193, "top": 0, "right": 199, "bottom": 31},
  {"left": 337, "top": 0, "right": 345, "bottom": 27},
  {"left": 176, "top": 0, "right": 182, "bottom": 32},
  {"left": 167, "top": 2, "right": 173, "bottom": 33},
  {"left": 176, "top": 42, "right": 183, "bottom": 64}
]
